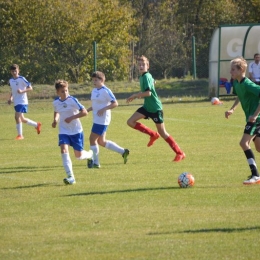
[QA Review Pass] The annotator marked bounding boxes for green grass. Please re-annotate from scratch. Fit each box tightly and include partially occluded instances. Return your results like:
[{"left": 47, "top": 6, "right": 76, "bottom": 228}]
[{"left": 1, "top": 80, "right": 260, "bottom": 259}]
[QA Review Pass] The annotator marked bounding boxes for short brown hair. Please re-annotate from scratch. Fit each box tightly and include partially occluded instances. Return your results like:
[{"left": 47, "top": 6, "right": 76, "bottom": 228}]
[
  {"left": 230, "top": 57, "right": 247, "bottom": 72},
  {"left": 10, "top": 64, "right": 19, "bottom": 70},
  {"left": 55, "top": 79, "right": 68, "bottom": 90},
  {"left": 137, "top": 55, "right": 149, "bottom": 69},
  {"left": 92, "top": 71, "right": 105, "bottom": 81}
]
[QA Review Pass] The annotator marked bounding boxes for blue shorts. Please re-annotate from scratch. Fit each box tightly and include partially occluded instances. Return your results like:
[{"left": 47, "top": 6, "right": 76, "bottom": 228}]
[
  {"left": 91, "top": 123, "right": 108, "bottom": 136},
  {"left": 58, "top": 132, "right": 84, "bottom": 151},
  {"left": 15, "top": 104, "right": 28, "bottom": 113}
]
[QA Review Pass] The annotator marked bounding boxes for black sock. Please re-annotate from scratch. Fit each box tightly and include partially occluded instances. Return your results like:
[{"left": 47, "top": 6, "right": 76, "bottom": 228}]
[{"left": 244, "top": 149, "right": 259, "bottom": 177}]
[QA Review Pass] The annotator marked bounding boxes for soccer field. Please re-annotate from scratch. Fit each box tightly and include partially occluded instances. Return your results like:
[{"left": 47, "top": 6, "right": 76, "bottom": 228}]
[{"left": 1, "top": 100, "right": 260, "bottom": 260}]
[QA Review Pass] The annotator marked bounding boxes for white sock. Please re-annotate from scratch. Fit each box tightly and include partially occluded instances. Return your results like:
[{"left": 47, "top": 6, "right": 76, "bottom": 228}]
[
  {"left": 90, "top": 145, "right": 99, "bottom": 165},
  {"left": 26, "top": 119, "right": 37, "bottom": 127},
  {"left": 105, "top": 140, "right": 124, "bottom": 154},
  {"left": 16, "top": 123, "right": 22, "bottom": 136},
  {"left": 76, "top": 150, "right": 93, "bottom": 160},
  {"left": 61, "top": 153, "right": 74, "bottom": 178}
]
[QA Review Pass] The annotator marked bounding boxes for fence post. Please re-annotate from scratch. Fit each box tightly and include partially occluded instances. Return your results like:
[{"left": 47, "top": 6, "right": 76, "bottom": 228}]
[
  {"left": 93, "top": 41, "right": 97, "bottom": 72},
  {"left": 192, "top": 36, "right": 196, "bottom": 79}
]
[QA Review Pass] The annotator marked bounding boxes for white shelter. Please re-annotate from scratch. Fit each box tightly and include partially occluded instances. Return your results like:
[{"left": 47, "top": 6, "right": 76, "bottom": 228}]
[{"left": 209, "top": 24, "right": 260, "bottom": 97}]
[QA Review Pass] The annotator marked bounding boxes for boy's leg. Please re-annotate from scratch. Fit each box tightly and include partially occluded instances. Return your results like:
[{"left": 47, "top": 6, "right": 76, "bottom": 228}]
[
  {"left": 127, "top": 112, "right": 159, "bottom": 147},
  {"left": 15, "top": 112, "right": 23, "bottom": 139},
  {"left": 59, "top": 139, "right": 75, "bottom": 185},
  {"left": 240, "top": 133, "right": 260, "bottom": 185},
  {"left": 75, "top": 150, "right": 93, "bottom": 160},
  {"left": 156, "top": 123, "right": 185, "bottom": 162},
  {"left": 105, "top": 140, "right": 130, "bottom": 164},
  {"left": 90, "top": 144, "right": 100, "bottom": 167}
]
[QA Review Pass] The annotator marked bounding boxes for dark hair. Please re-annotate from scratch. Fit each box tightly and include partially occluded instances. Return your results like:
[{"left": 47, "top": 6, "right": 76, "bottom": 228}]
[
  {"left": 91, "top": 71, "right": 105, "bottom": 81},
  {"left": 54, "top": 79, "right": 68, "bottom": 90},
  {"left": 10, "top": 64, "right": 19, "bottom": 70},
  {"left": 254, "top": 53, "right": 260, "bottom": 58}
]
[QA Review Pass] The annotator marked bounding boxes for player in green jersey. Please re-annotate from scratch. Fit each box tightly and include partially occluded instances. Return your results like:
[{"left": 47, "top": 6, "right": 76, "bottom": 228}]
[
  {"left": 225, "top": 57, "right": 260, "bottom": 185},
  {"left": 126, "top": 55, "right": 185, "bottom": 162}
]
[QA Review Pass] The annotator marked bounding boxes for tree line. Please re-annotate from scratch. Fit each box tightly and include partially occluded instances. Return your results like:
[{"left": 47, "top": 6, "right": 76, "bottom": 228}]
[{"left": 0, "top": 0, "right": 259, "bottom": 84}]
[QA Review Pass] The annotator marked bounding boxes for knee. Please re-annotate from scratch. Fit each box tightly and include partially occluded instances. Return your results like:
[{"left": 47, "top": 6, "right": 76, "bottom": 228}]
[
  {"left": 97, "top": 139, "right": 105, "bottom": 147},
  {"left": 239, "top": 140, "right": 249, "bottom": 150},
  {"left": 127, "top": 118, "right": 135, "bottom": 128}
]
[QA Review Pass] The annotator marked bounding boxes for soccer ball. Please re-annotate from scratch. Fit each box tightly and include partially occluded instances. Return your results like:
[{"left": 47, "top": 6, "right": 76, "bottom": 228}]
[
  {"left": 211, "top": 97, "right": 223, "bottom": 105},
  {"left": 178, "top": 172, "right": 195, "bottom": 188}
]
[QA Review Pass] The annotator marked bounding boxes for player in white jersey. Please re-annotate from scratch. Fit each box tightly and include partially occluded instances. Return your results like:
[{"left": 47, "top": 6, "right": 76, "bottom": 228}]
[
  {"left": 8, "top": 64, "right": 41, "bottom": 140},
  {"left": 86, "top": 71, "right": 129, "bottom": 168},
  {"left": 52, "top": 80, "right": 93, "bottom": 185},
  {"left": 248, "top": 53, "right": 260, "bottom": 85}
]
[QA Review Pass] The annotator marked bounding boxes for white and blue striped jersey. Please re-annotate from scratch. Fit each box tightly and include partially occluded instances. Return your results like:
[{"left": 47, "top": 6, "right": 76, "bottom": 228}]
[
  {"left": 91, "top": 85, "right": 116, "bottom": 125},
  {"left": 53, "top": 96, "right": 85, "bottom": 135},
  {"left": 9, "top": 76, "right": 31, "bottom": 106}
]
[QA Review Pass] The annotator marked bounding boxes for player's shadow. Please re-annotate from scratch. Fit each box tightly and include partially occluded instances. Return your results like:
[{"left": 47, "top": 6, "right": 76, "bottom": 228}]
[
  {"left": 0, "top": 166, "right": 62, "bottom": 174},
  {"left": 1, "top": 183, "right": 56, "bottom": 190},
  {"left": 147, "top": 226, "right": 260, "bottom": 235},
  {"left": 66, "top": 186, "right": 179, "bottom": 197}
]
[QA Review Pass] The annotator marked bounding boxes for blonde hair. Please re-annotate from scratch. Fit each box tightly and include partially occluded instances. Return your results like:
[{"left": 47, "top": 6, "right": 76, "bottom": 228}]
[
  {"left": 230, "top": 57, "right": 247, "bottom": 72},
  {"left": 55, "top": 79, "right": 68, "bottom": 90}
]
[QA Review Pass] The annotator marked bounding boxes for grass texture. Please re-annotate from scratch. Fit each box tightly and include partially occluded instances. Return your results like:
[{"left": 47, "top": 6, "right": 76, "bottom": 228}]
[{"left": 0, "top": 83, "right": 260, "bottom": 259}]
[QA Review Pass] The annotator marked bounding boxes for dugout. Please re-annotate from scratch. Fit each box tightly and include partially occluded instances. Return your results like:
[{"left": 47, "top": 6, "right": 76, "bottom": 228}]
[{"left": 208, "top": 24, "right": 260, "bottom": 97}]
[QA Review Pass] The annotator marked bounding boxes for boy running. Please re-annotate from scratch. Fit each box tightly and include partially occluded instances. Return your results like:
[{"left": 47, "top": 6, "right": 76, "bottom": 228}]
[
  {"left": 52, "top": 80, "right": 93, "bottom": 185},
  {"left": 86, "top": 71, "right": 129, "bottom": 168},
  {"left": 225, "top": 57, "right": 260, "bottom": 185},
  {"left": 8, "top": 64, "right": 41, "bottom": 140},
  {"left": 126, "top": 55, "right": 185, "bottom": 162}
]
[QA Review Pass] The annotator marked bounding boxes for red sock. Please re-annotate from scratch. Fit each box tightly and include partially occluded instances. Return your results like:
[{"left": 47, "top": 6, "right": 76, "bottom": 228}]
[
  {"left": 134, "top": 122, "right": 157, "bottom": 137},
  {"left": 165, "top": 136, "right": 182, "bottom": 154}
]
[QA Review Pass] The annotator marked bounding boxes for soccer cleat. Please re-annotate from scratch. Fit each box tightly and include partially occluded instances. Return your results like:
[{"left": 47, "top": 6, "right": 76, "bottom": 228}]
[
  {"left": 63, "top": 176, "right": 76, "bottom": 185},
  {"left": 147, "top": 132, "right": 160, "bottom": 147},
  {"left": 243, "top": 175, "right": 260, "bottom": 185},
  {"left": 35, "top": 122, "right": 42, "bottom": 134},
  {"left": 15, "top": 135, "right": 24, "bottom": 140},
  {"left": 173, "top": 152, "right": 186, "bottom": 162},
  {"left": 87, "top": 158, "right": 94, "bottom": 168},
  {"left": 122, "top": 149, "right": 130, "bottom": 164},
  {"left": 87, "top": 159, "right": 100, "bottom": 169}
]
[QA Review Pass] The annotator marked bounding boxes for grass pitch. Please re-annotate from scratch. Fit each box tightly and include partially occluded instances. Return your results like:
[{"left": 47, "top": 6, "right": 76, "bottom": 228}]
[{"left": 1, "top": 81, "right": 260, "bottom": 259}]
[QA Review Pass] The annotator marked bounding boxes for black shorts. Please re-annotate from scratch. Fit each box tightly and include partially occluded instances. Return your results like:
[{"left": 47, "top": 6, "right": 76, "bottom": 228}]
[
  {"left": 136, "top": 106, "right": 164, "bottom": 124},
  {"left": 244, "top": 121, "right": 260, "bottom": 137}
]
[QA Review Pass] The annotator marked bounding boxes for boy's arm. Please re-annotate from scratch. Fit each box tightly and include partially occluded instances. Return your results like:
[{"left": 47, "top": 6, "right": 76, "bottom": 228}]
[
  {"left": 17, "top": 85, "right": 32, "bottom": 94},
  {"left": 64, "top": 108, "right": 88, "bottom": 123},
  {"left": 249, "top": 103, "right": 260, "bottom": 122},
  {"left": 52, "top": 112, "right": 60, "bottom": 128},
  {"left": 86, "top": 106, "right": 93, "bottom": 113},
  {"left": 7, "top": 93, "right": 13, "bottom": 105},
  {"left": 97, "top": 100, "right": 118, "bottom": 116},
  {"left": 225, "top": 97, "right": 240, "bottom": 119},
  {"left": 126, "top": 90, "right": 151, "bottom": 103}
]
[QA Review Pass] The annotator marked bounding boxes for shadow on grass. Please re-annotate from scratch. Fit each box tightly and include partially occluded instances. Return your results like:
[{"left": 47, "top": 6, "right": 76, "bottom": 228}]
[
  {"left": 0, "top": 166, "right": 62, "bottom": 174},
  {"left": 1, "top": 183, "right": 55, "bottom": 190},
  {"left": 66, "top": 186, "right": 179, "bottom": 197},
  {"left": 147, "top": 226, "right": 260, "bottom": 235}
]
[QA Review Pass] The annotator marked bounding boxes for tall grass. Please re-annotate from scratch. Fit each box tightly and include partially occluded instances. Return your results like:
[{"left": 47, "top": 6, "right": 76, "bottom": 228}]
[{"left": 1, "top": 81, "right": 260, "bottom": 260}]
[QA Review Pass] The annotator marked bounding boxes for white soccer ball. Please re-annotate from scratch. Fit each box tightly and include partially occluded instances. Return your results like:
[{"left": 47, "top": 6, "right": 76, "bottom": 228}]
[
  {"left": 211, "top": 97, "right": 222, "bottom": 105},
  {"left": 178, "top": 172, "right": 195, "bottom": 188}
]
